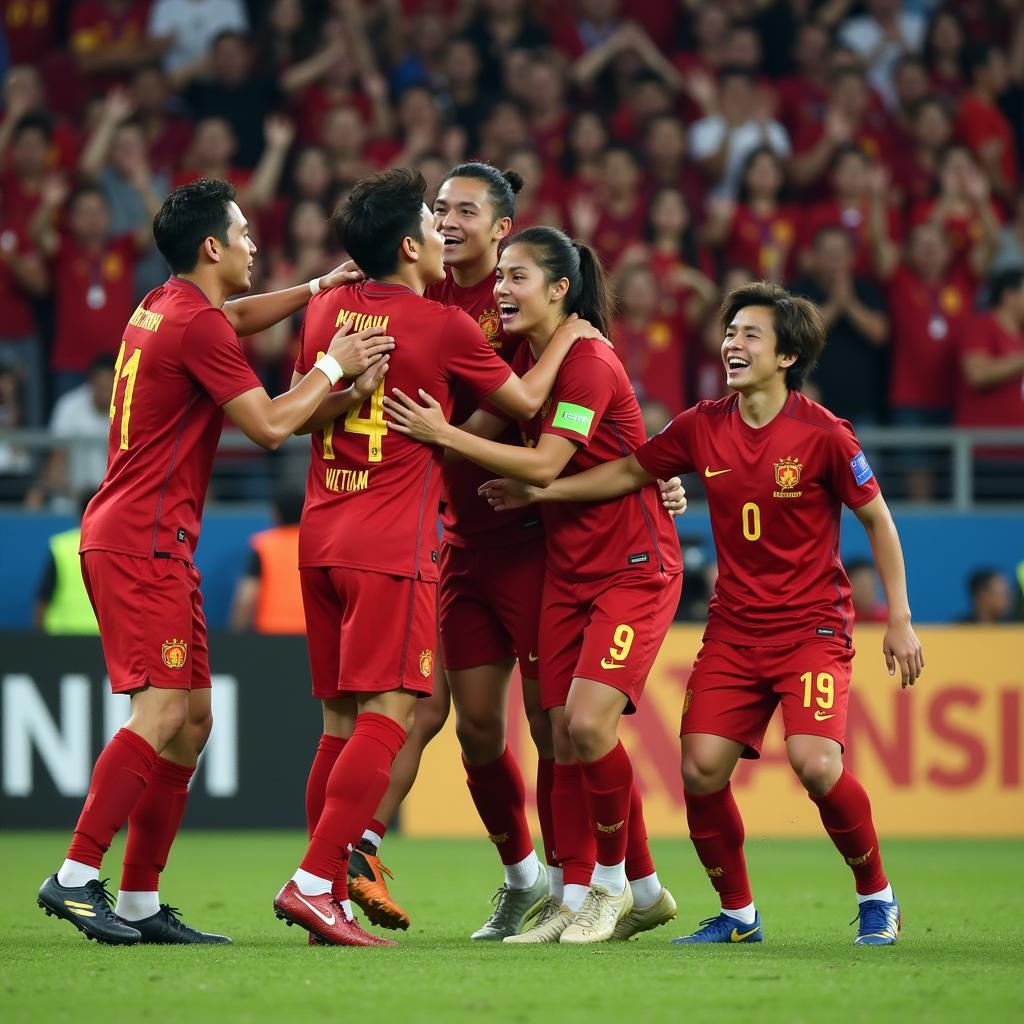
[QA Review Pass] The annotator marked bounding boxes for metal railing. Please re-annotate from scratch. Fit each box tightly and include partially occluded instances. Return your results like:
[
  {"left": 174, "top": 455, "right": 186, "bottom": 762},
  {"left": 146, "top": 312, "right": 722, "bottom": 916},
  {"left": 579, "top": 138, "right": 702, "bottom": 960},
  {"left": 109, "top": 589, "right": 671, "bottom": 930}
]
[{"left": 1, "top": 426, "right": 1023, "bottom": 509}]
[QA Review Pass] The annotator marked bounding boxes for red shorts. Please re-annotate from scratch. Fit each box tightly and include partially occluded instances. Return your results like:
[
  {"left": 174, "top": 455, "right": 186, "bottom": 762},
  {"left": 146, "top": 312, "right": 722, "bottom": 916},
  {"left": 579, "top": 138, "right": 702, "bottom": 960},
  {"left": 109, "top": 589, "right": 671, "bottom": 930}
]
[
  {"left": 438, "top": 539, "right": 545, "bottom": 678},
  {"left": 681, "top": 637, "right": 855, "bottom": 757},
  {"left": 539, "top": 568, "right": 681, "bottom": 713},
  {"left": 81, "top": 551, "right": 210, "bottom": 694},
  {"left": 300, "top": 566, "right": 437, "bottom": 699}
]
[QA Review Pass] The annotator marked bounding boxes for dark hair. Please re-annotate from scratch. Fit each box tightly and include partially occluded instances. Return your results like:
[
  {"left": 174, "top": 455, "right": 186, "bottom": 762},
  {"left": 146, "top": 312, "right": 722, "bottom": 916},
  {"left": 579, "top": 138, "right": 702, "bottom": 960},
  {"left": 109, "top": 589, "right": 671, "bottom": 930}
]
[
  {"left": 212, "top": 29, "right": 251, "bottom": 50},
  {"left": 969, "top": 567, "right": 1004, "bottom": 597},
  {"left": 923, "top": 7, "right": 966, "bottom": 74},
  {"left": 990, "top": 268, "right": 1024, "bottom": 307},
  {"left": 830, "top": 141, "right": 869, "bottom": 173},
  {"left": 440, "top": 161, "right": 523, "bottom": 222},
  {"left": 68, "top": 183, "right": 108, "bottom": 211},
  {"left": 963, "top": 41, "right": 997, "bottom": 83},
  {"left": 12, "top": 112, "right": 53, "bottom": 143},
  {"left": 644, "top": 186, "right": 699, "bottom": 266},
  {"left": 845, "top": 557, "right": 875, "bottom": 577},
  {"left": 272, "top": 488, "right": 305, "bottom": 527},
  {"left": 153, "top": 178, "right": 236, "bottom": 274},
  {"left": 719, "top": 281, "right": 825, "bottom": 391},
  {"left": 329, "top": 167, "right": 426, "bottom": 279},
  {"left": 508, "top": 226, "right": 613, "bottom": 336},
  {"left": 737, "top": 145, "right": 786, "bottom": 204},
  {"left": 561, "top": 108, "right": 608, "bottom": 178},
  {"left": 88, "top": 354, "right": 117, "bottom": 375},
  {"left": 718, "top": 64, "right": 756, "bottom": 86}
]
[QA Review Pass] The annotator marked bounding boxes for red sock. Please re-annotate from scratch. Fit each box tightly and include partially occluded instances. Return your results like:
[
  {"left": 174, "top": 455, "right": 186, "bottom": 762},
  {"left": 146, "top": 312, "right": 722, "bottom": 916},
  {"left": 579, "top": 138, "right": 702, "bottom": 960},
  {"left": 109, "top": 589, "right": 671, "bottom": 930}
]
[
  {"left": 120, "top": 757, "right": 194, "bottom": 892},
  {"left": 684, "top": 784, "right": 752, "bottom": 909},
  {"left": 464, "top": 747, "right": 534, "bottom": 865},
  {"left": 625, "top": 783, "right": 655, "bottom": 881},
  {"left": 551, "top": 762, "right": 595, "bottom": 887},
  {"left": 580, "top": 741, "right": 633, "bottom": 868},
  {"left": 536, "top": 758, "right": 557, "bottom": 866},
  {"left": 809, "top": 771, "right": 888, "bottom": 895},
  {"left": 305, "top": 734, "right": 347, "bottom": 836},
  {"left": 67, "top": 728, "right": 156, "bottom": 868},
  {"left": 301, "top": 713, "right": 407, "bottom": 882},
  {"left": 366, "top": 818, "right": 388, "bottom": 841}
]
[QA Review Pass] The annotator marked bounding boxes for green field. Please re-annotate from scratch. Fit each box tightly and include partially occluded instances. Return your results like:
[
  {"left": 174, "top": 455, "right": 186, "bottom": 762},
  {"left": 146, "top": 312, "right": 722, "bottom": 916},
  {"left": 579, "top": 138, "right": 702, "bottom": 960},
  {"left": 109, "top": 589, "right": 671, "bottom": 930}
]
[{"left": 2, "top": 833, "right": 1021, "bottom": 1023}]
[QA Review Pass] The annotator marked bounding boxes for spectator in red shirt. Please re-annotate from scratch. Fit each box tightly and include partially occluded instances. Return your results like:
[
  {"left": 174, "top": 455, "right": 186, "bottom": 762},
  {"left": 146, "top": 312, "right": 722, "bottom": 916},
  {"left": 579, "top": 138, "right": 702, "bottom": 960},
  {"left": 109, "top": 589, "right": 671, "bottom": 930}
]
[
  {"left": 923, "top": 7, "right": 968, "bottom": 101},
  {"left": 522, "top": 52, "right": 571, "bottom": 167},
  {"left": 578, "top": 144, "right": 646, "bottom": 269},
  {"left": 879, "top": 221, "right": 975, "bottom": 501},
  {"left": 70, "top": 0, "right": 168, "bottom": 95},
  {"left": 2, "top": 0, "right": 59, "bottom": 65},
  {"left": 130, "top": 63, "right": 193, "bottom": 178},
  {"left": 612, "top": 260, "right": 687, "bottom": 413},
  {"left": 559, "top": 108, "right": 608, "bottom": 211},
  {"left": 0, "top": 65, "right": 78, "bottom": 172},
  {"left": 0, "top": 112, "right": 50, "bottom": 236},
  {"left": 254, "top": 0, "right": 315, "bottom": 74},
  {"left": 477, "top": 96, "right": 530, "bottom": 168},
  {"left": 801, "top": 144, "right": 903, "bottom": 282},
  {"left": 956, "top": 42, "right": 1019, "bottom": 205},
  {"left": 703, "top": 145, "right": 799, "bottom": 284},
  {"left": 776, "top": 20, "right": 831, "bottom": 141},
  {"left": 956, "top": 268, "right": 1024, "bottom": 498},
  {"left": 909, "top": 143, "right": 1002, "bottom": 286},
  {"left": 889, "top": 95, "right": 953, "bottom": 210},
  {"left": 641, "top": 112, "right": 704, "bottom": 216},
  {"left": 30, "top": 178, "right": 154, "bottom": 399}
]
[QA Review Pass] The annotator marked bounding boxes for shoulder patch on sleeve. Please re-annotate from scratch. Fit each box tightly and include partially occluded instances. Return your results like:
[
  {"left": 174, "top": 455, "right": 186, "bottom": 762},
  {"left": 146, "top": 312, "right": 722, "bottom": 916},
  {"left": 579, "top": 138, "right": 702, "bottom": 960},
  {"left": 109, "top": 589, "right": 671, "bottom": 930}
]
[
  {"left": 551, "top": 401, "right": 595, "bottom": 437},
  {"left": 850, "top": 450, "right": 874, "bottom": 486}
]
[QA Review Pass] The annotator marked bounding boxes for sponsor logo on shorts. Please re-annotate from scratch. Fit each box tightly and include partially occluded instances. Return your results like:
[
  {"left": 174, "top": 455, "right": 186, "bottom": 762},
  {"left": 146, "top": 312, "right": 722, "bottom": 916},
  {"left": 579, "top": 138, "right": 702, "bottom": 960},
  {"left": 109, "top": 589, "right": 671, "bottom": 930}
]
[
  {"left": 627, "top": 552, "right": 649, "bottom": 565},
  {"left": 846, "top": 847, "right": 874, "bottom": 866},
  {"left": 161, "top": 639, "right": 188, "bottom": 670},
  {"left": 599, "top": 658, "right": 626, "bottom": 670},
  {"left": 596, "top": 819, "right": 624, "bottom": 834},
  {"left": 527, "top": 652, "right": 539, "bottom": 663},
  {"left": 419, "top": 649, "right": 434, "bottom": 678},
  {"left": 813, "top": 710, "right": 836, "bottom": 722},
  {"left": 816, "top": 627, "right": 836, "bottom": 636},
  {"left": 773, "top": 456, "right": 803, "bottom": 498}
]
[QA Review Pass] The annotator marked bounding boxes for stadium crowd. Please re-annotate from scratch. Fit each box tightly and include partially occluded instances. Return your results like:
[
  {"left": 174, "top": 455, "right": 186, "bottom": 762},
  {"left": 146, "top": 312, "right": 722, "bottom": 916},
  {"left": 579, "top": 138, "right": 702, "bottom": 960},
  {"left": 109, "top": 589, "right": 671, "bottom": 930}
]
[{"left": 1, "top": 0, "right": 1023, "bottom": 507}]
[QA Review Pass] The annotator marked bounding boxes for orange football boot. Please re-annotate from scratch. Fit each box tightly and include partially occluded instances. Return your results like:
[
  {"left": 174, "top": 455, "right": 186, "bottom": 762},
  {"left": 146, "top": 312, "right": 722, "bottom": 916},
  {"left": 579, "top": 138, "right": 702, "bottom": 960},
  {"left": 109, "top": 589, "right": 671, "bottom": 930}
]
[{"left": 347, "top": 848, "right": 410, "bottom": 931}]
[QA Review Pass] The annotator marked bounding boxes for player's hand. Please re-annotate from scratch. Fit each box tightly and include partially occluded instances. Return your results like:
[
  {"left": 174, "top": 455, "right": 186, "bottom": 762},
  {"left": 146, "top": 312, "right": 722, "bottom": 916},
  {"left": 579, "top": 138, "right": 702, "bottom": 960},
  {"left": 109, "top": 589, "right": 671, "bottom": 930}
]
[
  {"left": 318, "top": 259, "right": 364, "bottom": 291},
  {"left": 552, "top": 313, "right": 613, "bottom": 349},
  {"left": 351, "top": 354, "right": 389, "bottom": 400},
  {"left": 883, "top": 620, "right": 924, "bottom": 689},
  {"left": 658, "top": 477, "right": 687, "bottom": 517},
  {"left": 478, "top": 477, "right": 535, "bottom": 511},
  {"left": 326, "top": 320, "right": 394, "bottom": 378},
  {"left": 382, "top": 388, "right": 449, "bottom": 445}
]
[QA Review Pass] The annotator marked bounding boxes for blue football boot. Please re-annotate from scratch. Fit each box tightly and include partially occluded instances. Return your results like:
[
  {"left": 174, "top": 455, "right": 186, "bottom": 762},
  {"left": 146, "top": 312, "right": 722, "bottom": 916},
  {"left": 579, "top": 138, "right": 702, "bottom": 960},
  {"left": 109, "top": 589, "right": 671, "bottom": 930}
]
[
  {"left": 853, "top": 896, "right": 901, "bottom": 945},
  {"left": 670, "top": 910, "right": 763, "bottom": 944}
]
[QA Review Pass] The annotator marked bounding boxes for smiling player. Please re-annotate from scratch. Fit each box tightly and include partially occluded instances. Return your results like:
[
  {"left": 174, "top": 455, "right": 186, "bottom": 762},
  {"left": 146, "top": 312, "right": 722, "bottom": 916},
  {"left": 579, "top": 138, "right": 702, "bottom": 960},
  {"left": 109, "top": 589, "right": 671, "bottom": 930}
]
[{"left": 480, "top": 280, "right": 924, "bottom": 947}]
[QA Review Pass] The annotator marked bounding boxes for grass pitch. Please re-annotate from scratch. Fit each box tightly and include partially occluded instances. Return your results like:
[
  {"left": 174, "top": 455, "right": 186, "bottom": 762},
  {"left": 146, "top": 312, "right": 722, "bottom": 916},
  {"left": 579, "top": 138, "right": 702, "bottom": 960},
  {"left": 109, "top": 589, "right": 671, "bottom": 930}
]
[{"left": 2, "top": 833, "right": 1021, "bottom": 1024}]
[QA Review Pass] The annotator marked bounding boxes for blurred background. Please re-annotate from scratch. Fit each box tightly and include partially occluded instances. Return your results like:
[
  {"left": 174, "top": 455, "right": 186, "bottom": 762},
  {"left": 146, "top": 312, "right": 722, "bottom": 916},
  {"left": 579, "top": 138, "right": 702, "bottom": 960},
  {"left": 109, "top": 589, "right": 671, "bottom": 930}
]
[{"left": 0, "top": 0, "right": 1021, "bottom": 837}]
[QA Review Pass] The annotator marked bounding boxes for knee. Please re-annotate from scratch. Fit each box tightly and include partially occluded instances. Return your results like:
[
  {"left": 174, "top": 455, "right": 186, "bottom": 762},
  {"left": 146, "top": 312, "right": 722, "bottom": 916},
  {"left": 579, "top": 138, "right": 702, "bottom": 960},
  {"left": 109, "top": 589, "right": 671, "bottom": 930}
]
[
  {"left": 565, "top": 707, "right": 615, "bottom": 762},
  {"left": 415, "top": 695, "right": 450, "bottom": 744},
  {"left": 791, "top": 752, "right": 841, "bottom": 796},
  {"left": 182, "top": 708, "right": 213, "bottom": 754},
  {"left": 455, "top": 710, "right": 504, "bottom": 763},
  {"left": 142, "top": 696, "right": 188, "bottom": 746},
  {"left": 680, "top": 752, "right": 730, "bottom": 794}
]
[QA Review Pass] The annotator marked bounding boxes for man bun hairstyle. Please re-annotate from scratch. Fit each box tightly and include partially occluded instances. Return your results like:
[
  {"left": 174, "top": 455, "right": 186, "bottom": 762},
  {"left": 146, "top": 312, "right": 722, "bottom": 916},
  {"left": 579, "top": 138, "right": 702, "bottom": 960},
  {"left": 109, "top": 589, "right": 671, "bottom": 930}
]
[
  {"left": 441, "top": 161, "right": 522, "bottom": 222},
  {"left": 719, "top": 280, "right": 826, "bottom": 391},
  {"left": 153, "top": 177, "right": 236, "bottom": 274},
  {"left": 509, "top": 226, "right": 613, "bottom": 336},
  {"left": 329, "top": 167, "right": 427, "bottom": 280}
]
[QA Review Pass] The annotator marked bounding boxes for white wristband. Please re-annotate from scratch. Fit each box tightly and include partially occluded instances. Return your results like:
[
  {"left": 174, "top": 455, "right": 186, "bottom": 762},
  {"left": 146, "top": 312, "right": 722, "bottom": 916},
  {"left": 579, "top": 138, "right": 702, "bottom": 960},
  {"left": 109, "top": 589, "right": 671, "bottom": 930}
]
[
  {"left": 315, "top": 354, "right": 344, "bottom": 386},
  {"left": 308, "top": 276, "right": 322, "bottom": 296}
]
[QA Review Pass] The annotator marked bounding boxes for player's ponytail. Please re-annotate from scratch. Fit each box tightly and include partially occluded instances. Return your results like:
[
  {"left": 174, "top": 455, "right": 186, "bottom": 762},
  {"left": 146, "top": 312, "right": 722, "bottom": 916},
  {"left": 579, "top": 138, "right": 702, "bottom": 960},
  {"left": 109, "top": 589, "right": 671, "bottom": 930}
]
[{"left": 510, "top": 226, "right": 614, "bottom": 338}]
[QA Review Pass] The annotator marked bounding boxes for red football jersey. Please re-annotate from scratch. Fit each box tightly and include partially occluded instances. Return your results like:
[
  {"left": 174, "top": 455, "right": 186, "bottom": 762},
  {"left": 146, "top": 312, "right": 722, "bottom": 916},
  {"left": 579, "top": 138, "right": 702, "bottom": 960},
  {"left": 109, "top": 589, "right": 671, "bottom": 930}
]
[
  {"left": 426, "top": 268, "right": 540, "bottom": 549},
  {"left": 510, "top": 339, "right": 681, "bottom": 583},
  {"left": 80, "top": 277, "right": 262, "bottom": 561},
  {"left": 956, "top": 313, "right": 1024, "bottom": 429},
  {"left": 634, "top": 391, "right": 880, "bottom": 646},
  {"left": 295, "top": 280, "right": 513, "bottom": 580}
]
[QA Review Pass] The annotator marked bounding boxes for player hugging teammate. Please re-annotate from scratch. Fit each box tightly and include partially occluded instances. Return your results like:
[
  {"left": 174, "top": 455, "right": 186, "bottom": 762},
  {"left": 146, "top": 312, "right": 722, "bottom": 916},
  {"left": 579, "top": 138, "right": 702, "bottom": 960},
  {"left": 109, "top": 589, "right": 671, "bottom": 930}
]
[{"left": 480, "top": 280, "right": 924, "bottom": 946}]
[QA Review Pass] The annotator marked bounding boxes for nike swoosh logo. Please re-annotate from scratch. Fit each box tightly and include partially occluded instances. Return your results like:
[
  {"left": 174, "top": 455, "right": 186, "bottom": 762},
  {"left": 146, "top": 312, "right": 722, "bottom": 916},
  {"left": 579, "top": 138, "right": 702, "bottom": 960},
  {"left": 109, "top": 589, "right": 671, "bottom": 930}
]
[
  {"left": 294, "top": 891, "right": 335, "bottom": 926},
  {"left": 814, "top": 711, "right": 836, "bottom": 722},
  {"left": 730, "top": 926, "right": 759, "bottom": 942},
  {"left": 704, "top": 467, "right": 731, "bottom": 478},
  {"left": 528, "top": 653, "right": 539, "bottom": 662},
  {"left": 599, "top": 659, "right": 625, "bottom": 670}
]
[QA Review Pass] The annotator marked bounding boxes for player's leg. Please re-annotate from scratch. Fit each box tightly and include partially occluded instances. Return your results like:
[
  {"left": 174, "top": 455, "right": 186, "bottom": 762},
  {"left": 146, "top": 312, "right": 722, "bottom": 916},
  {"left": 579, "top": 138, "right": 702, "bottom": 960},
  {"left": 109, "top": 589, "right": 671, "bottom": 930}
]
[
  {"left": 672, "top": 641, "right": 775, "bottom": 944},
  {"left": 522, "top": 673, "right": 558, "bottom": 896},
  {"left": 777, "top": 641, "right": 899, "bottom": 945},
  {"left": 348, "top": 664, "right": 447, "bottom": 930},
  {"left": 39, "top": 553, "right": 192, "bottom": 945}
]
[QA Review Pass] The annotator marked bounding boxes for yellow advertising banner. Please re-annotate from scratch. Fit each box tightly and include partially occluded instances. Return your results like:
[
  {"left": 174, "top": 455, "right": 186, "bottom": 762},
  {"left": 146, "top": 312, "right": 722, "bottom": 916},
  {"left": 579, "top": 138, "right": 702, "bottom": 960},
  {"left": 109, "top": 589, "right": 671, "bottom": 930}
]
[{"left": 403, "top": 626, "right": 1024, "bottom": 838}]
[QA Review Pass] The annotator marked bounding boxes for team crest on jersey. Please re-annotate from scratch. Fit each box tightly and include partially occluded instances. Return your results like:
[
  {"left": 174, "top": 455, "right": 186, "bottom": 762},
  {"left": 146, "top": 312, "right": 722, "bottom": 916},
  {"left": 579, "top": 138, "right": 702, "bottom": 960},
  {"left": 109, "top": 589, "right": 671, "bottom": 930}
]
[
  {"left": 161, "top": 639, "right": 188, "bottom": 670},
  {"left": 419, "top": 649, "right": 434, "bottom": 678},
  {"left": 540, "top": 395, "right": 552, "bottom": 420},
  {"left": 478, "top": 309, "right": 501, "bottom": 347},
  {"left": 773, "top": 457, "right": 803, "bottom": 499}
]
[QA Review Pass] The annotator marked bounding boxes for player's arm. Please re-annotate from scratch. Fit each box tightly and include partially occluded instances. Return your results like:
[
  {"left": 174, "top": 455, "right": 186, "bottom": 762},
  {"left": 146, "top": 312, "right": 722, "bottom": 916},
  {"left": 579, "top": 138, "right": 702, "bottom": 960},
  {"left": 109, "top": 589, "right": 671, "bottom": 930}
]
[
  {"left": 485, "top": 315, "right": 606, "bottom": 420},
  {"left": 852, "top": 493, "right": 924, "bottom": 688},
  {"left": 385, "top": 386, "right": 578, "bottom": 485},
  {"left": 289, "top": 355, "right": 390, "bottom": 435},
  {"left": 223, "top": 261, "right": 365, "bottom": 337},
  {"left": 479, "top": 454, "right": 655, "bottom": 509}
]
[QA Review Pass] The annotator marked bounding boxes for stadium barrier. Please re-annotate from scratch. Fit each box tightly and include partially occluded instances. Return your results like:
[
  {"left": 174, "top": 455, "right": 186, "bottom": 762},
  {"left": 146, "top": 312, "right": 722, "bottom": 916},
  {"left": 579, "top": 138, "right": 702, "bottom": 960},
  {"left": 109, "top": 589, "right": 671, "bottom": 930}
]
[{"left": 1, "top": 627, "right": 1020, "bottom": 836}]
